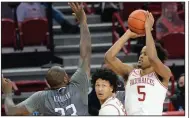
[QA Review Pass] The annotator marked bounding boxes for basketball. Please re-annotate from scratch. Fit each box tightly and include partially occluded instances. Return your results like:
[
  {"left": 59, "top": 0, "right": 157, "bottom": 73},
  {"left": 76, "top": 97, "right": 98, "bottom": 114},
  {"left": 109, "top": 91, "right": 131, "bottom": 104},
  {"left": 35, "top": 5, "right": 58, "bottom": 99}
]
[{"left": 127, "top": 9, "right": 146, "bottom": 34}]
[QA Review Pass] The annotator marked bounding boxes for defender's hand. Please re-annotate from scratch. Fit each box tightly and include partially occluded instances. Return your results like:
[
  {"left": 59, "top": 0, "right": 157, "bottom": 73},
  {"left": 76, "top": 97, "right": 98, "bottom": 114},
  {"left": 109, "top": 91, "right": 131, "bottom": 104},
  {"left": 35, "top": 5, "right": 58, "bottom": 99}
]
[{"left": 68, "top": 2, "right": 87, "bottom": 24}]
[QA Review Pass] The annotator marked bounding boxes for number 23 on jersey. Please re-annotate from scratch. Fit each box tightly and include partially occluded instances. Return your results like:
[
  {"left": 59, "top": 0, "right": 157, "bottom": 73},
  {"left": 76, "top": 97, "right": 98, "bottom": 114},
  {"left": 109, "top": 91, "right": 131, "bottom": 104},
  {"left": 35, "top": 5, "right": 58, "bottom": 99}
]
[{"left": 54, "top": 104, "right": 77, "bottom": 115}]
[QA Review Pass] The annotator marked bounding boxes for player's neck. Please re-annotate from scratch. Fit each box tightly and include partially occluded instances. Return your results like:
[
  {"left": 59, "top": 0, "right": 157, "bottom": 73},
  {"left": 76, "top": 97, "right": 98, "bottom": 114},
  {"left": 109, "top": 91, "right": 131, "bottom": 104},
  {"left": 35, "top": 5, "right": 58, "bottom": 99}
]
[
  {"left": 51, "top": 83, "right": 67, "bottom": 89},
  {"left": 140, "top": 67, "right": 154, "bottom": 77},
  {"left": 100, "top": 100, "right": 104, "bottom": 105},
  {"left": 100, "top": 94, "right": 114, "bottom": 105}
]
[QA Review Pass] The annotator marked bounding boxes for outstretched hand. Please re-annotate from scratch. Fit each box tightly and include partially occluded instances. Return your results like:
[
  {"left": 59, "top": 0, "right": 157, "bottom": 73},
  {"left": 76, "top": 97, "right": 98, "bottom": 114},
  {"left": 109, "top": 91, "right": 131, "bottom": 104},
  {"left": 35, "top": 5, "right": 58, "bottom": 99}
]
[{"left": 68, "top": 2, "right": 87, "bottom": 24}]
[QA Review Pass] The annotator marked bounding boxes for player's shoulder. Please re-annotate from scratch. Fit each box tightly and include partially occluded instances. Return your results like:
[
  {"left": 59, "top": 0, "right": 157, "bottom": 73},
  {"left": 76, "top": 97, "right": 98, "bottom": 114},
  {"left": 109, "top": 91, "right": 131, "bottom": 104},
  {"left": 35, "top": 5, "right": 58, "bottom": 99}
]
[
  {"left": 33, "top": 90, "right": 47, "bottom": 97},
  {"left": 103, "top": 97, "right": 118, "bottom": 106},
  {"left": 71, "top": 67, "right": 87, "bottom": 80},
  {"left": 102, "top": 104, "right": 117, "bottom": 109},
  {"left": 154, "top": 65, "right": 172, "bottom": 77},
  {"left": 129, "top": 68, "right": 141, "bottom": 75},
  {"left": 100, "top": 103, "right": 120, "bottom": 115},
  {"left": 132, "top": 68, "right": 141, "bottom": 72}
]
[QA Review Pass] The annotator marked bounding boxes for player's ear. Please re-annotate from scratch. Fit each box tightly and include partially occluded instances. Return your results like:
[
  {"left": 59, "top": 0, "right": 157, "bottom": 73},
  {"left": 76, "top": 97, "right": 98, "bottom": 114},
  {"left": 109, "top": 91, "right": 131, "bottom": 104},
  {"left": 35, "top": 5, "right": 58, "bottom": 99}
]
[
  {"left": 63, "top": 76, "right": 69, "bottom": 84},
  {"left": 45, "top": 80, "right": 51, "bottom": 88},
  {"left": 110, "top": 86, "right": 114, "bottom": 92}
]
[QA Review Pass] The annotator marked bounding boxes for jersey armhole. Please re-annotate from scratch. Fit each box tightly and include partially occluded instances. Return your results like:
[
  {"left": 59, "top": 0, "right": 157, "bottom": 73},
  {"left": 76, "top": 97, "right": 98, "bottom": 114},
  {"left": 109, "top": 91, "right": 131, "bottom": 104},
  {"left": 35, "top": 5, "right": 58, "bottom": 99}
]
[{"left": 154, "top": 73, "right": 168, "bottom": 90}]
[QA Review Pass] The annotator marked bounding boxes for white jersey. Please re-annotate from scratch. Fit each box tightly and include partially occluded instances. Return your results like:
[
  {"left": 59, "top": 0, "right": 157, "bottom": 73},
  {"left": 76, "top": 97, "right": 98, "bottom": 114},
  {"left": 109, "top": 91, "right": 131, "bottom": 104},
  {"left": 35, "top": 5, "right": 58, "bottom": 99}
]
[
  {"left": 125, "top": 69, "right": 167, "bottom": 115},
  {"left": 99, "top": 96, "right": 127, "bottom": 115}
]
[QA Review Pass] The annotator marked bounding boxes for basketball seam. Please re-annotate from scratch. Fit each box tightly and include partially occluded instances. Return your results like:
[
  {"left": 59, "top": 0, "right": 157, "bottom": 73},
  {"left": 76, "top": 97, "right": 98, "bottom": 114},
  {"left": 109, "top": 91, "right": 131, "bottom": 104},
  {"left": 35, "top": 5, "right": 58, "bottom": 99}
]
[
  {"left": 128, "top": 23, "right": 144, "bottom": 30},
  {"left": 141, "top": 10, "right": 147, "bottom": 21},
  {"left": 128, "top": 10, "right": 146, "bottom": 31},
  {"left": 128, "top": 16, "right": 145, "bottom": 23}
]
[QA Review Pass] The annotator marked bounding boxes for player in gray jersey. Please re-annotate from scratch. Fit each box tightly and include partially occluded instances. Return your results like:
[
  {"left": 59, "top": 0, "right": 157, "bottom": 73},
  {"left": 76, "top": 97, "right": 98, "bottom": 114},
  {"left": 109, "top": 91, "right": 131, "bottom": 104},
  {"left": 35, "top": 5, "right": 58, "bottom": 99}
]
[{"left": 2, "top": 2, "right": 91, "bottom": 116}]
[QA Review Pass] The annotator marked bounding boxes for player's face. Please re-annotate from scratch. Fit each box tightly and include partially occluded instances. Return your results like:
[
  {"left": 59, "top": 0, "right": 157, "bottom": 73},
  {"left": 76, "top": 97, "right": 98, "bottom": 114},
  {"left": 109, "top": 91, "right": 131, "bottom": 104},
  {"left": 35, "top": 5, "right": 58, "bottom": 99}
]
[
  {"left": 95, "top": 78, "right": 113, "bottom": 103},
  {"left": 178, "top": 76, "right": 184, "bottom": 87},
  {"left": 164, "top": 4, "right": 177, "bottom": 18},
  {"left": 138, "top": 46, "right": 151, "bottom": 69}
]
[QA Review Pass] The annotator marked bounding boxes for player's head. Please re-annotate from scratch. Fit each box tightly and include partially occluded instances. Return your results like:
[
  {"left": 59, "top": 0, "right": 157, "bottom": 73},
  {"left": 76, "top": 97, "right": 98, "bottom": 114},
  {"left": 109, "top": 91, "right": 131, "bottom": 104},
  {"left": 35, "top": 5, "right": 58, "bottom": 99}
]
[
  {"left": 138, "top": 43, "right": 168, "bottom": 69},
  {"left": 178, "top": 73, "right": 185, "bottom": 91},
  {"left": 45, "top": 66, "right": 70, "bottom": 89},
  {"left": 92, "top": 68, "right": 118, "bottom": 104},
  {"left": 162, "top": 2, "right": 178, "bottom": 18}
]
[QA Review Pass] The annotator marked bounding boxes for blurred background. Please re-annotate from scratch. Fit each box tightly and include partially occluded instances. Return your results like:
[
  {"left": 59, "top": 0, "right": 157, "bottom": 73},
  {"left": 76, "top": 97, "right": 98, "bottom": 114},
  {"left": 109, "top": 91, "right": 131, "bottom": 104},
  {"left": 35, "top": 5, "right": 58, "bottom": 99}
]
[{"left": 1, "top": 2, "right": 185, "bottom": 116}]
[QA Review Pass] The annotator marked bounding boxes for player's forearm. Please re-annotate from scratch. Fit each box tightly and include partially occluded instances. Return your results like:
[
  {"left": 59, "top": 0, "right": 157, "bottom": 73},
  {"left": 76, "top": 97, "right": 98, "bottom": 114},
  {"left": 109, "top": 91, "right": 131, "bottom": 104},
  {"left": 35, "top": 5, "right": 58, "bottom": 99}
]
[
  {"left": 105, "top": 32, "right": 130, "bottom": 60},
  {"left": 79, "top": 21, "right": 91, "bottom": 69},
  {"left": 4, "top": 94, "right": 17, "bottom": 115},
  {"left": 145, "top": 28, "right": 158, "bottom": 60}
]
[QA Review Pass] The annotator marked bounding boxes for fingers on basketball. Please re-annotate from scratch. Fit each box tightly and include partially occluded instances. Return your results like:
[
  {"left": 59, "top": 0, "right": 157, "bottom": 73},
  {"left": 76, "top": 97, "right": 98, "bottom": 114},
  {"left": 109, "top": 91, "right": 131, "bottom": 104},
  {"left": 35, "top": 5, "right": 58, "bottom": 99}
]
[
  {"left": 139, "top": 34, "right": 145, "bottom": 37},
  {"left": 128, "top": 10, "right": 147, "bottom": 34}
]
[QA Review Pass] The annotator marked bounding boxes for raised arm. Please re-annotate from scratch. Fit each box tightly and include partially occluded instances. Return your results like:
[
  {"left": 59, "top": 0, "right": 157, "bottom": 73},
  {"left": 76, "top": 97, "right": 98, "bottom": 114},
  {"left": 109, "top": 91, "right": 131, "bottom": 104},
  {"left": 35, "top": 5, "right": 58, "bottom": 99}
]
[
  {"left": 2, "top": 78, "right": 45, "bottom": 116},
  {"left": 69, "top": 3, "right": 91, "bottom": 78},
  {"left": 2, "top": 78, "right": 30, "bottom": 115},
  {"left": 104, "top": 30, "right": 143, "bottom": 80},
  {"left": 145, "top": 11, "right": 172, "bottom": 84}
]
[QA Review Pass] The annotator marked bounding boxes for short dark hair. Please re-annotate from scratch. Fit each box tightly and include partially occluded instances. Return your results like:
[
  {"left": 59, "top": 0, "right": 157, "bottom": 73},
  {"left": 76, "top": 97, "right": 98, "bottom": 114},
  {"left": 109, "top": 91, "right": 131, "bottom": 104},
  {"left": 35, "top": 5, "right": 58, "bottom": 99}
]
[
  {"left": 92, "top": 68, "right": 118, "bottom": 93},
  {"left": 180, "top": 73, "right": 185, "bottom": 77},
  {"left": 46, "top": 66, "right": 66, "bottom": 88},
  {"left": 155, "top": 43, "right": 168, "bottom": 63},
  {"left": 179, "top": 73, "right": 185, "bottom": 81}
]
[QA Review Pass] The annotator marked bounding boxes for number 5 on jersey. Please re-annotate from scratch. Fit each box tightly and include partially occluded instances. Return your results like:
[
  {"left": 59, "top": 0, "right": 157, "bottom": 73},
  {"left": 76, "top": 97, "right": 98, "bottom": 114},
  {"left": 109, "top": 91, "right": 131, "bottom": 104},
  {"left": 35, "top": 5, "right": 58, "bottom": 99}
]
[{"left": 137, "top": 86, "right": 146, "bottom": 101}]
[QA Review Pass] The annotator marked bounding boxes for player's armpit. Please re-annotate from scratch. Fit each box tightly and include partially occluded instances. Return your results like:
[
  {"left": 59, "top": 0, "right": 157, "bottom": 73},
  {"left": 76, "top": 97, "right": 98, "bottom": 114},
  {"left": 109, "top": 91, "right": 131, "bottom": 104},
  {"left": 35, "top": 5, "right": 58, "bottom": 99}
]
[
  {"left": 78, "top": 58, "right": 89, "bottom": 74},
  {"left": 104, "top": 57, "right": 133, "bottom": 80},
  {"left": 70, "top": 67, "right": 89, "bottom": 96},
  {"left": 150, "top": 58, "right": 172, "bottom": 82}
]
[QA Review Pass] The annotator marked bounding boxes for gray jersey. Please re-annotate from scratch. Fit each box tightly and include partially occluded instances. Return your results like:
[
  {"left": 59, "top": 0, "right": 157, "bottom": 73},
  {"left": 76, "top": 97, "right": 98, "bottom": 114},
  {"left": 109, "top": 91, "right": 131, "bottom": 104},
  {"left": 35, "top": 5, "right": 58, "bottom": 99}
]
[
  {"left": 18, "top": 68, "right": 89, "bottom": 116},
  {"left": 116, "top": 91, "right": 125, "bottom": 105}
]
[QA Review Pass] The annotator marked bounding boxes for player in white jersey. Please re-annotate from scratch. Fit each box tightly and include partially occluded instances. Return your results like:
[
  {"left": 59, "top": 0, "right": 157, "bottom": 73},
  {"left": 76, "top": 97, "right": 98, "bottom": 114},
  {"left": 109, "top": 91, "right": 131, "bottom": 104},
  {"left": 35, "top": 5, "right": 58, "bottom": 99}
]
[
  {"left": 92, "top": 68, "right": 127, "bottom": 115},
  {"left": 104, "top": 11, "right": 172, "bottom": 115}
]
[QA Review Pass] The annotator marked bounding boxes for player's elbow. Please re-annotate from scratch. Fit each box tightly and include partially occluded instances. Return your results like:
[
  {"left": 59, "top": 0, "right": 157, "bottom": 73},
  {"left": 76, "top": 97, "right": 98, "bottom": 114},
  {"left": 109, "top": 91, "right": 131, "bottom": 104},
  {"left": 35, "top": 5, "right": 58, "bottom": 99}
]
[
  {"left": 6, "top": 112, "right": 15, "bottom": 116},
  {"left": 104, "top": 51, "right": 114, "bottom": 62},
  {"left": 5, "top": 107, "right": 17, "bottom": 116},
  {"left": 104, "top": 54, "right": 111, "bottom": 65},
  {"left": 5, "top": 106, "right": 27, "bottom": 116}
]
